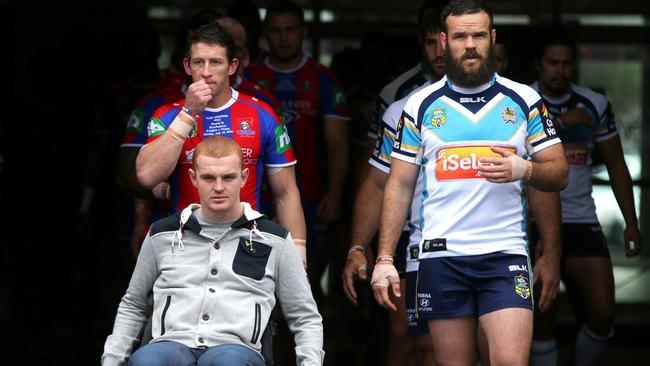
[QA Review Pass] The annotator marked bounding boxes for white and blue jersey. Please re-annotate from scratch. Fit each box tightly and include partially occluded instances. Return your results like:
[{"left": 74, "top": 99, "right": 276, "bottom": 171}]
[
  {"left": 370, "top": 83, "right": 430, "bottom": 273},
  {"left": 370, "top": 62, "right": 430, "bottom": 140},
  {"left": 531, "top": 82, "right": 617, "bottom": 224},
  {"left": 393, "top": 74, "right": 561, "bottom": 259}
]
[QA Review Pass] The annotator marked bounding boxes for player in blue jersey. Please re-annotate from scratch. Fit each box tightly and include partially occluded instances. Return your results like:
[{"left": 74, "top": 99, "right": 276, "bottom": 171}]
[
  {"left": 372, "top": 1, "right": 568, "bottom": 365},
  {"left": 529, "top": 29, "right": 642, "bottom": 366}
]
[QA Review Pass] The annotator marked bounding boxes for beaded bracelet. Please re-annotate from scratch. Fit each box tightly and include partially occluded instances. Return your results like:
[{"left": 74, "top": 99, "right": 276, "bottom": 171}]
[
  {"left": 347, "top": 245, "right": 365, "bottom": 255},
  {"left": 375, "top": 255, "right": 394, "bottom": 264},
  {"left": 181, "top": 105, "right": 201, "bottom": 121}
]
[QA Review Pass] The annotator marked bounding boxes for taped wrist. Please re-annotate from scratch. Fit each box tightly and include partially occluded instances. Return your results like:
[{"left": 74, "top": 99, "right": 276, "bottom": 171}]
[
  {"left": 508, "top": 154, "right": 532, "bottom": 181},
  {"left": 347, "top": 251, "right": 367, "bottom": 271},
  {"left": 370, "top": 263, "right": 399, "bottom": 288}
]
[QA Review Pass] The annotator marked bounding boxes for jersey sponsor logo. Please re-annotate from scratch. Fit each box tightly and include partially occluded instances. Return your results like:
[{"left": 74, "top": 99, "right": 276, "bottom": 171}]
[
  {"left": 419, "top": 298, "right": 430, "bottom": 307},
  {"left": 236, "top": 117, "right": 256, "bottom": 136},
  {"left": 409, "top": 245, "right": 420, "bottom": 260},
  {"left": 126, "top": 109, "right": 145, "bottom": 132},
  {"left": 275, "top": 78, "right": 297, "bottom": 92},
  {"left": 508, "top": 264, "right": 528, "bottom": 272},
  {"left": 435, "top": 145, "right": 515, "bottom": 180},
  {"left": 182, "top": 148, "right": 194, "bottom": 164},
  {"left": 541, "top": 104, "right": 557, "bottom": 136},
  {"left": 241, "top": 147, "right": 258, "bottom": 165},
  {"left": 332, "top": 84, "right": 346, "bottom": 107},
  {"left": 417, "top": 293, "right": 432, "bottom": 311},
  {"left": 274, "top": 125, "right": 291, "bottom": 154},
  {"left": 147, "top": 118, "right": 166, "bottom": 137},
  {"left": 422, "top": 238, "right": 446, "bottom": 253},
  {"left": 514, "top": 273, "right": 531, "bottom": 299},
  {"left": 393, "top": 118, "right": 404, "bottom": 150},
  {"left": 501, "top": 107, "right": 518, "bottom": 124},
  {"left": 431, "top": 105, "right": 446, "bottom": 128},
  {"left": 460, "top": 96, "right": 486, "bottom": 103},
  {"left": 564, "top": 144, "right": 590, "bottom": 166}
]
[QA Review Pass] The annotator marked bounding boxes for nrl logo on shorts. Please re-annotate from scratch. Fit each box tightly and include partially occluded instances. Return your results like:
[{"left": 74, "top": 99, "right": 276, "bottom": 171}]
[
  {"left": 501, "top": 107, "right": 518, "bottom": 124},
  {"left": 513, "top": 273, "right": 530, "bottom": 299},
  {"left": 431, "top": 106, "right": 446, "bottom": 128}
]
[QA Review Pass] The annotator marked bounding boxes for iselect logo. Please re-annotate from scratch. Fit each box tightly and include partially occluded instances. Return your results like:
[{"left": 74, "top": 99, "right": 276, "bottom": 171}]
[{"left": 435, "top": 145, "right": 515, "bottom": 180}]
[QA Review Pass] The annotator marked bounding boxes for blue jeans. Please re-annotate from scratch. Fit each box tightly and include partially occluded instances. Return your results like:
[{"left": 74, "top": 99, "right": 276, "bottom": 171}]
[{"left": 129, "top": 341, "right": 266, "bottom": 366}]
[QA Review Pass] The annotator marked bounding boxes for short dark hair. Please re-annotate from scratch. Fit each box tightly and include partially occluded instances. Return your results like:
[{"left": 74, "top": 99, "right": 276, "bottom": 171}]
[
  {"left": 418, "top": 0, "right": 445, "bottom": 42},
  {"left": 185, "top": 22, "right": 237, "bottom": 63},
  {"left": 535, "top": 27, "right": 577, "bottom": 61},
  {"left": 264, "top": 0, "right": 304, "bottom": 26},
  {"left": 441, "top": 0, "right": 494, "bottom": 33}
]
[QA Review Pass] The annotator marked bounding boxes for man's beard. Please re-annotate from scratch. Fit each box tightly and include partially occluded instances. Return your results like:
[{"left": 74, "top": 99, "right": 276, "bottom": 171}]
[{"left": 445, "top": 42, "right": 497, "bottom": 87}]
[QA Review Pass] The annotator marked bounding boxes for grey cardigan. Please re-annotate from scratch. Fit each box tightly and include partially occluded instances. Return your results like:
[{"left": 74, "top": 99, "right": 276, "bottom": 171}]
[{"left": 102, "top": 203, "right": 324, "bottom": 365}]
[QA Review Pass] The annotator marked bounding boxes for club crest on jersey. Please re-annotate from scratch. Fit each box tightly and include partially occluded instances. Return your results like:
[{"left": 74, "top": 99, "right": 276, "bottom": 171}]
[
  {"left": 431, "top": 106, "right": 446, "bottom": 128},
  {"left": 514, "top": 273, "right": 530, "bottom": 299},
  {"left": 501, "top": 107, "right": 518, "bottom": 124},
  {"left": 236, "top": 118, "right": 256, "bottom": 136}
]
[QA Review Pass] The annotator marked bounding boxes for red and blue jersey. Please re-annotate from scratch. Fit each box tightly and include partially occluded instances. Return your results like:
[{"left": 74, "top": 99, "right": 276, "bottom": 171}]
[
  {"left": 145, "top": 89, "right": 296, "bottom": 212},
  {"left": 247, "top": 55, "right": 349, "bottom": 201},
  {"left": 121, "top": 75, "right": 187, "bottom": 147}
]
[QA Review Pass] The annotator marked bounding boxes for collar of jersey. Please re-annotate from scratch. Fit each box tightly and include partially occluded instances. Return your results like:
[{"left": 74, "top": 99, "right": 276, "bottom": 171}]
[
  {"left": 204, "top": 88, "right": 238, "bottom": 113},
  {"left": 446, "top": 73, "right": 496, "bottom": 94},
  {"left": 264, "top": 53, "right": 309, "bottom": 73}
]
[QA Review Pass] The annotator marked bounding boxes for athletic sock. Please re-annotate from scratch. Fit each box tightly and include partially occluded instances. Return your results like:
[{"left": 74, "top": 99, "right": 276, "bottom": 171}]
[
  {"left": 574, "top": 325, "right": 614, "bottom": 366},
  {"left": 530, "top": 339, "right": 557, "bottom": 366}
]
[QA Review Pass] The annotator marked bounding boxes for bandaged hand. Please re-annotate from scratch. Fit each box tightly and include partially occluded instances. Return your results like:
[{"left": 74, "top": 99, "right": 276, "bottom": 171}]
[
  {"left": 478, "top": 146, "right": 532, "bottom": 183},
  {"left": 370, "top": 261, "right": 401, "bottom": 311},
  {"left": 342, "top": 250, "right": 368, "bottom": 304}
]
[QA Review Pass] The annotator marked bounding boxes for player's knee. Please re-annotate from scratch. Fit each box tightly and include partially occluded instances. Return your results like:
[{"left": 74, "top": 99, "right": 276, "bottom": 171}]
[{"left": 586, "top": 307, "right": 614, "bottom": 335}]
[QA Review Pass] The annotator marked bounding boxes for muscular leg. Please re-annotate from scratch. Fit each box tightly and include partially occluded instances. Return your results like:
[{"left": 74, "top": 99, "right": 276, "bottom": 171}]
[
  {"left": 387, "top": 278, "right": 416, "bottom": 366},
  {"left": 563, "top": 257, "right": 615, "bottom": 365},
  {"left": 479, "top": 308, "right": 533, "bottom": 366},
  {"left": 414, "top": 334, "right": 437, "bottom": 366},
  {"left": 531, "top": 284, "right": 559, "bottom": 366},
  {"left": 428, "top": 317, "right": 476, "bottom": 366}
]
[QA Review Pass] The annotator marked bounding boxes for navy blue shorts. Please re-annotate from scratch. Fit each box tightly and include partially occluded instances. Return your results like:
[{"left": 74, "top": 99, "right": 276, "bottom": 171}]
[
  {"left": 416, "top": 252, "right": 533, "bottom": 319},
  {"left": 405, "top": 270, "right": 429, "bottom": 335},
  {"left": 530, "top": 222, "right": 610, "bottom": 258}
]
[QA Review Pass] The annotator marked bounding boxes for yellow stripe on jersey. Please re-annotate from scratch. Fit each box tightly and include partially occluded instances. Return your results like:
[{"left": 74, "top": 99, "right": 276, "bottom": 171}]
[
  {"left": 528, "top": 131, "right": 547, "bottom": 143},
  {"left": 528, "top": 108, "right": 540, "bottom": 120}
]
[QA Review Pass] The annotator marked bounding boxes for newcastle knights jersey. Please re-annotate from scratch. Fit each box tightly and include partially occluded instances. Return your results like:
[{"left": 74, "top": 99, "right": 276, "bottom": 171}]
[
  {"left": 145, "top": 89, "right": 295, "bottom": 212},
  {"left": 247, "top": 55, "right": 349, "bottom": 201}
]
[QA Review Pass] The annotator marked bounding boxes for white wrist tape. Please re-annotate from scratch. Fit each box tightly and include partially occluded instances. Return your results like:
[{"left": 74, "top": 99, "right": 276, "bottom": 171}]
[
  {"left": 370, "top": 263, "right": 399, "bottom": 288},
  {"left": 508, "top": 154, "right": 532, "bottom": 181},
  {"left": 169, "top": 117, "right": 195, "bottom": 138},
  {"left": 294, "top": 244, "right": 307, "bottom": 267},
  {"left": 152, "top": 182, "right": 170, "bottom": 200}
]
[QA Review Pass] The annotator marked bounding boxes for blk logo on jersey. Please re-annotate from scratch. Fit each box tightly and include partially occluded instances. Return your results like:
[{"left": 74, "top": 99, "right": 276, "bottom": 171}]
[
  {"left": 422, "top": 238, "right": 446, "bottom": 253},
  {"left": 436, "top": 145, "right": 515, "bottom": 180}
]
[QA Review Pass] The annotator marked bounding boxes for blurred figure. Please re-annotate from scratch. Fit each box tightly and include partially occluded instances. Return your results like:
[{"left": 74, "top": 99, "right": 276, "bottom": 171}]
[
  {"left": 342, "top": 2, "right": 447, "bottom": 365},
  {"left": 530, "top": 28, "right": 643, "bottom": 366},
  {"left": 247, "top": 0, "right": 350, "bottom": 306}
]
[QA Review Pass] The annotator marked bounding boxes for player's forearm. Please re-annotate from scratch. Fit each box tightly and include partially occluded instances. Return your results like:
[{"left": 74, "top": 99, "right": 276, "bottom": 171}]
[
  {"left": 350, "top": 169, "right": 388, "bottom": 248},
  {"left": 607, "top": 160, "right": 639, "bottom": 228},
  {"left": 275, "top": 188, "right": 307, "bottom": 242},
  {"left": 378, "top": 176, "right": 414, "bottom": 257},
  {"left": 529, "top": 157, "right": 568, "bottom": 191},
  {"left": 528, "top": 187, "right": 561, "bottom": 258},
  {"left": 135, "top": 136, "right": 183, "bottom": 188},
  {"left": 326, "top": 139, "right": 349, "bottom": 200}
]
